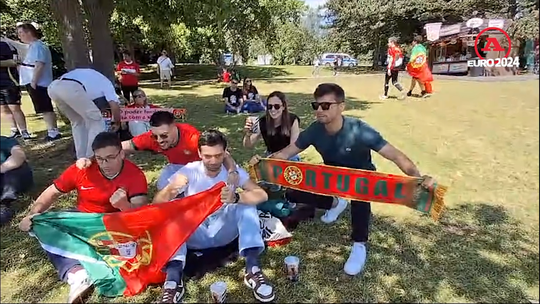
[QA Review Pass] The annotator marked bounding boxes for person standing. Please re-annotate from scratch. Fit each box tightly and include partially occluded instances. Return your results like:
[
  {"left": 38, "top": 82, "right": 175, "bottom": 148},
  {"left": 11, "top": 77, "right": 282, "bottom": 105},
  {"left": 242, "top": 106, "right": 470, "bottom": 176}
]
[
  {"left": 48, "top": 68, "right": 122, "bottom": 159},
  {"left": 250, "top": 83, "right": 436, "bottom": 276},
  {"left": 16, "top": 23, "right": 61, "bottom": 141},
  {"left": 406, "top": 35, "right": 433, "bottom": 98},
  {"left": 116, "top": 51, "right": 140, "bottom": 101},
  {"left": 380, "top": 37, "right": 405, "bottom": 100},
  {"left": 157, "top": 50, "right": 174, "bottom": 89},
  {"left": 0, "top": 39, "right": 31, "bottom": 139},
  {"left": 312, "top": 57, "right": 320, "bottom": 77}
]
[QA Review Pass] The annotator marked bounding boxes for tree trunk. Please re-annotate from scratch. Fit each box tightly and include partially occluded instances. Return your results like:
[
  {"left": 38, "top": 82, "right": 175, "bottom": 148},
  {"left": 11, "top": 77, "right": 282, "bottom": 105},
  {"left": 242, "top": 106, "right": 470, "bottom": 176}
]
[
  {"left": 81, "top": 0, "right": 115, "bottom": 81},
  {"left": 49, "top": 0, "right": 91, "bottom": 71}
]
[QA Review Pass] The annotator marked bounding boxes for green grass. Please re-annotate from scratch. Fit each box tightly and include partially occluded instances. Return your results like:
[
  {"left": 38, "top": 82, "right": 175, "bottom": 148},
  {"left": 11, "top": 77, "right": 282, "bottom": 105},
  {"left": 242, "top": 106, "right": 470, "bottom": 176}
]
[{"left": 1, "top": 66, "right": 539, "bottom": 303}]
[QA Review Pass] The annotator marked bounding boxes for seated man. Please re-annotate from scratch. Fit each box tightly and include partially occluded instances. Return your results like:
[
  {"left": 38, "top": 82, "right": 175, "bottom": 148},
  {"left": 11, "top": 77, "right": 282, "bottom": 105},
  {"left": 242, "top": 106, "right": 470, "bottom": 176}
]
[
  {"left": 1, "top": 135, "right": 33, "bottom": 224},
  {"left": 222, "top": 79, "right": 244, "bottom": 114},
  {"left": 153, "top": 130, "right": 273, "bottom": 303},
  {"left": 19, "top": 132, "right": 149, "bottom": 303}
]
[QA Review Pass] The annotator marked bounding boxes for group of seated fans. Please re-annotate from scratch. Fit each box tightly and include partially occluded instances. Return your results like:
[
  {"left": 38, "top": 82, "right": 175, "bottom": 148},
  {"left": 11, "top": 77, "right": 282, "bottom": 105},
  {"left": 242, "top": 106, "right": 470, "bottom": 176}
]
[
  {"left": 5, "top": 82, "right": 437, "bottom": 304},
  {"left": 222, "top": 77, "right": 266, "bottom": 114}
]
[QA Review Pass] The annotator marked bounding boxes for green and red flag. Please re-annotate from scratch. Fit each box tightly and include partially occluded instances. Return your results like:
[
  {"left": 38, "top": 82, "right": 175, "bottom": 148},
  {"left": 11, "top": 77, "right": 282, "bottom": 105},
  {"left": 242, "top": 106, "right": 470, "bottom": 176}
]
[
  {"left": 406, "top": 44, "right": 434, "bottom": 83},
  {"left": 249, "top": 159, "right": 448, "bottom": 220},
  {"left": 30, "top": 183, "right": 224, "bottom": 297}
]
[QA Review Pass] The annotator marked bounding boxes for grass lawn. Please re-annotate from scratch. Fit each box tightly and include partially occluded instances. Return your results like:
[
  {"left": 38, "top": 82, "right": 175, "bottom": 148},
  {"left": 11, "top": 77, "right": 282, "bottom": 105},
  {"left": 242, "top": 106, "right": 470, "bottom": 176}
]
[{"left": 1, "top": 67, "right": 539, "bottom": 303}]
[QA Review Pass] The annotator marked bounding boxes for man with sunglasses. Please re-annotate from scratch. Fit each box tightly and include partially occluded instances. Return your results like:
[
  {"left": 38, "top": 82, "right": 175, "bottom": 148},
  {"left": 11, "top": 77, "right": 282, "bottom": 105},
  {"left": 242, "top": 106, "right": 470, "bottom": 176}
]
[
  {"left": 222, "top": 79, "right": 244, "bottom": 114},
  {"left": 19, "top": 132, "right": 149, "bottom": 303},
  {"left": 78, "top": 111, "right": 240, "bottom": 190},
  {"left": 250, "top": 83, "right": 436, "bottom": 276}
]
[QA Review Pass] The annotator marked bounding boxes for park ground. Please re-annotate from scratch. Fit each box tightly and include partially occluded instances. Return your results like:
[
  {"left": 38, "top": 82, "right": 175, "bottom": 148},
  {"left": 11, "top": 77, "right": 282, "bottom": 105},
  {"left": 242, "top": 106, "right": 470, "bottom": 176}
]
[{"left": 1, "top": 66, "right": 539, "bottom": 303}]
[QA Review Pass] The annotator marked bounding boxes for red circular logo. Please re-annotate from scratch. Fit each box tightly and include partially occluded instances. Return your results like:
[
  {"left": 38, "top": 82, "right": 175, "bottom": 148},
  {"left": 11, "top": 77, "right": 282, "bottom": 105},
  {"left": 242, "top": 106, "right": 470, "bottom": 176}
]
[{"left": 474, "top": 27, "right": 512, "bottom": 60}]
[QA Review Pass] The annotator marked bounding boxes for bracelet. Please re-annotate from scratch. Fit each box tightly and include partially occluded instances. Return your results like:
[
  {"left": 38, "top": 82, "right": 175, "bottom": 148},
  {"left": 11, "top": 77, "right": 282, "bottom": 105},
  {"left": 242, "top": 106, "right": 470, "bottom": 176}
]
[{"left": 228, "top": 170, "right": 239, "bottom": 175}]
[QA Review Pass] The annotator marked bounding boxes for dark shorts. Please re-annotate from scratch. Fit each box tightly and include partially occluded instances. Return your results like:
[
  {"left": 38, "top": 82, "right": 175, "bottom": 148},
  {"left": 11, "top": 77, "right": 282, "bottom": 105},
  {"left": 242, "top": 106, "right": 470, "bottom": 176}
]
[
  {"left": 26, "top": 84, "right": 54, "bottom": 113},
  {"left": 0, "top": 86, "right": 22, "bottom": 106}
]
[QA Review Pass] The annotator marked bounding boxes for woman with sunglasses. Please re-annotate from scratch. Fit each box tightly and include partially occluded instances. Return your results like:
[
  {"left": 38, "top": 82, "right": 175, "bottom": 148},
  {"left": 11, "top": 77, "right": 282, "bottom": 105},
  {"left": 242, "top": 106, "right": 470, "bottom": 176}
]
[
  {"left": 241, "top": 78, "right": 265, "bottom": 113},
  {"left": 243, "top": 91, "right": 300, "bottom": 161},
  {"left": 125, "top": 89, "right": 160, "bottom": 136}
]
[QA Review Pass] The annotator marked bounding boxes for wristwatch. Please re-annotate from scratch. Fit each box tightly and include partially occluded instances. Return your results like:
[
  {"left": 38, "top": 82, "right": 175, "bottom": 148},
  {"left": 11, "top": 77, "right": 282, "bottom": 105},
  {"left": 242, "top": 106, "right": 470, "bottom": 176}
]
[
  {"left": 233, "top": 192, "right": 240, "bottom": 204},
  {"left": 228, "top": 170, "right": 239, "bottom": 175}
]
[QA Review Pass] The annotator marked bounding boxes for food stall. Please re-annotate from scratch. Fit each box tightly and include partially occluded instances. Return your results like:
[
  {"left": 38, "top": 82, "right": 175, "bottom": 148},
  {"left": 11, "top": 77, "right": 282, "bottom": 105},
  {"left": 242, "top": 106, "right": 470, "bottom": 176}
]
[{"left": 424, "top": 18, "right": 514, "bottom": 76}]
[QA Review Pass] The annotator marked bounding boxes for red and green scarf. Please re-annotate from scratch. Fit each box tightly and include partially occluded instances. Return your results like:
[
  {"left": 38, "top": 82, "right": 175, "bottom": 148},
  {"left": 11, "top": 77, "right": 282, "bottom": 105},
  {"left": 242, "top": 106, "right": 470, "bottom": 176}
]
[{"left": 250, "top": 159, "right": 447, "bottom": 220}]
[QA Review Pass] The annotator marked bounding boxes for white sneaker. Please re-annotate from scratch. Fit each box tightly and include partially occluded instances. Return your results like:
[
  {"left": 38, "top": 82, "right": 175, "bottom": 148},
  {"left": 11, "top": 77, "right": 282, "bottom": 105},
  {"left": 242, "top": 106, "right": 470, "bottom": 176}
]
[
  {"left": 379, "top": 95, "right": 388, "bottom": 100},
  {"left": 344, "top": 242, "right": 367, "bottom": 276},
  {"left": 320, "top": 198, "right": 348, "bottom": 224},
  {"left": 66, "top": 269, "right": 93, "bottom": 303}
]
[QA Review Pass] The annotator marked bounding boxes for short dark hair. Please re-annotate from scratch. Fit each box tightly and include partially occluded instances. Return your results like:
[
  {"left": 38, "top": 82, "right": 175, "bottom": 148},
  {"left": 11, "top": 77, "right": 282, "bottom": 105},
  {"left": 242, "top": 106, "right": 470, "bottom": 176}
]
[
  {"left": 92, "top": 132, "right": 121, "bottom": 151},
  {"left": 413, "top": 35, "right": 423, "bottom": 44},
  {"left": 122, "top": 51, "right": 132, "bottom": 57},
  {"left": 16, "top": 23, "right": 40, "bottom": 38},
  {"left": 198, "top": 129, "right": 228, "bottom": 150},
  {"left": 313, "top": 83, "right": 345, "bottom": 102},
  {"left": 149, "top": 111, "right": 175, "bottom": 127}
]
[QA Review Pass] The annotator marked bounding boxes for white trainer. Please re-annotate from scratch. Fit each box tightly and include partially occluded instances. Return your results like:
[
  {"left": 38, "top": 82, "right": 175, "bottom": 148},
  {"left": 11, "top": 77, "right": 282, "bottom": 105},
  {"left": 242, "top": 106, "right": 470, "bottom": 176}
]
[
  {"left": 344, "top": 242, "right": 367, "bottom": 276},
  {"left": 66, "top": 269, "right": 93, "bottom": 304},
  {"left": 320, "top": 198, "right": 348, "bottom": 224}
]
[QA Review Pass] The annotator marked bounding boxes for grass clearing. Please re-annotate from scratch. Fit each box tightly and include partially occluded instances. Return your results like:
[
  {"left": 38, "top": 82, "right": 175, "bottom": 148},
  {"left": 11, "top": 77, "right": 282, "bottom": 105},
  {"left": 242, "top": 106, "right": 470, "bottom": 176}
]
[{"left": 1, "top": 68, "right": 538, "bottom": 303}]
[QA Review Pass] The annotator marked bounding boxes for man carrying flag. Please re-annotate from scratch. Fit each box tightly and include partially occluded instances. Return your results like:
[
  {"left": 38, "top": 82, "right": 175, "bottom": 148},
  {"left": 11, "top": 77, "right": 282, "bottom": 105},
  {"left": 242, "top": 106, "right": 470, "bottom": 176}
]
[
  {"left": 406, "top": 35, "right": 434, "bottom": 98},
  {"left": 153, "top": 130, "right": 273, "bottom": 303},
  {"left": 19, "top": 132, "right": 149, "bottom": 303}
]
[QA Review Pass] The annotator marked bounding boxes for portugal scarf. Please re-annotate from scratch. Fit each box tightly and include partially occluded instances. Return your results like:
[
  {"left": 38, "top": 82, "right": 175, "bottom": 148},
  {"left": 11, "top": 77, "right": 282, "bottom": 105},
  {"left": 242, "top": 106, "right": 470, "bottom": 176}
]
[{"left": 250, "top": 159, "right": 447, "bottom": 220}]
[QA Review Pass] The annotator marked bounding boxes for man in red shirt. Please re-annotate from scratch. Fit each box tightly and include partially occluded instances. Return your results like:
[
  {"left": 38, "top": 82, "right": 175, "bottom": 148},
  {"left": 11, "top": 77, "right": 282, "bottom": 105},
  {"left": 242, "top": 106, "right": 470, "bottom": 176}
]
[
  {"left": 380, "top": 37, "right": 405, "bottom": 100},
  {"left": 116, "top": 51, "right": 140, "bottom": 102},
  {"left": 19, "top": 132, "right": 149, "bottom": 303},
  {"left": 77, "top": 111, "right": 240, "bottom": 190}
]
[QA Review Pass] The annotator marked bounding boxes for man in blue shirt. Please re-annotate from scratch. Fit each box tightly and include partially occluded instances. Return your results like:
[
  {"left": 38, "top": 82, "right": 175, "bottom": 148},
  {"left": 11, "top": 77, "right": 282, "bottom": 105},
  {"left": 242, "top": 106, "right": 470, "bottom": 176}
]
[
  {"left": 16, "top": 23, "right": 61, "bottom": 141},
  {"left": 251, "top": 83, "right": 436, "bottom": 276},
  {"left": 0, "top": 39, "right": 31, "bottom": 139},
  {"left": 1, "top": 136, "right": 33, "bottom": 224}
]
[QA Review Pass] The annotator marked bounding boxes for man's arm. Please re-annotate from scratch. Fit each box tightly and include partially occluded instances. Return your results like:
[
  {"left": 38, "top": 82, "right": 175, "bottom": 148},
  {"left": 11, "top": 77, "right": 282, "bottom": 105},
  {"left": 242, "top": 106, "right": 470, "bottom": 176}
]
[
  {"left": 108, "top": 101, "right": 121, "bottom": 124},
  {"left": 130, "top": 195, "right": 149, "bottom": 208},
  {"left": 377, "top": 143, "right": 421, "bottom": 177},
  {"left": 0, "top": 145, "right": 27, "bottom": 173},
  {"left": 223, "top": 151, "right": 238, "bottom": 173},
  {"left": 237, "top": 179, "right": 268, "bottom": 206},
  {"left": 269, "top": 143, "right": 304, "bottom": 160},
  {"left": 270, "top": 124, "right": 313, "bottom": 159},
  {"left": 0, "top": 59, "right": 17, "bottom": 67},
  {"left": 153, "top": 173, "right": 189, "bottom": 204},
  {"left": 28, "top": 185, "right": 63, "bottom": 215},
  {"left": 31, "top": 61, "right": 44, "bottom": 87},
  {"left": 121, "top": 140, "right": 136, "bottom": 153}
]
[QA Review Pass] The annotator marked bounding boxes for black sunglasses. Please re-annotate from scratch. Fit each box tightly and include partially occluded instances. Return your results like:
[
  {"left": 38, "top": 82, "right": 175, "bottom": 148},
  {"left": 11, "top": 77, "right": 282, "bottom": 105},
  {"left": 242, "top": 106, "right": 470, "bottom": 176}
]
[
  {"left": 311, "top": 102, "right": 341, "bottom": 111},
  {"left": 267, "top": 104, "right": 282, "bottom": 110}
]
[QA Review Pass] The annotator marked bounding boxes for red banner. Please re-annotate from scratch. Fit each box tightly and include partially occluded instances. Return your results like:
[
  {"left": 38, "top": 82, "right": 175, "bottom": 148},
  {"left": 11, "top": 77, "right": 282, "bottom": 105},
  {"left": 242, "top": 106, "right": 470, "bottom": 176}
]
[{"left": 102, "top": 108, "right": 187, "bottom": 122}]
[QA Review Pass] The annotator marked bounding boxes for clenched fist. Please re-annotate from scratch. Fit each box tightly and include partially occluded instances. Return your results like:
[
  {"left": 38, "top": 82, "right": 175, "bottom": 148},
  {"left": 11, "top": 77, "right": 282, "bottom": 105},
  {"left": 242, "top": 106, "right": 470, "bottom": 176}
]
[
  {"left": 76, "top": 158, "right": 92, "bottom": 169},
  {"left": 221, "top": 184, "right": 237, "bottom": 204},
  {"left": 169, "top": 173, "right": 189, "bottom": 191},
  {"left": 248, "top": 155, "right": 262, "bottom": 166},
  {"left": 110, "top": 188, "right": 130, "bottom": 210}
]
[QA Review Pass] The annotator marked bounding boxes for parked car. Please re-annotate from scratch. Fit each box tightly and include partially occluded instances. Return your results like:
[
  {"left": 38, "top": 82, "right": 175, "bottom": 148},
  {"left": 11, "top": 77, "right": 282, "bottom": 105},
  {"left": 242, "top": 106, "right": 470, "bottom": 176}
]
[{"left": 320, "top": 53, "right": 358, "bottom": 67}]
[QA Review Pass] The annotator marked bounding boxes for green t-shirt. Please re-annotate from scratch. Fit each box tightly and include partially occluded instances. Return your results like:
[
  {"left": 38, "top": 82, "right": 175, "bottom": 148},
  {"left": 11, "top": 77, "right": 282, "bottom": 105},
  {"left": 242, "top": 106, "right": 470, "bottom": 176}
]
[{"left": 0, "top": 136, "right": 18, "bottom": 164}]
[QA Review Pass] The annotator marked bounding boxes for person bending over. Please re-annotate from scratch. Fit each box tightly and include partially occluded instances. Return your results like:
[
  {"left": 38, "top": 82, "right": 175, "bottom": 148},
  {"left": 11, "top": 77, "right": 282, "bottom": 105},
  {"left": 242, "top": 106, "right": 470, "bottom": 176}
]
[
  {"left": 19, "top": 132, "right": 149, "bottom": 303},
  {"left": 153, "top": 130, "right": 274, "bottom": 303}
]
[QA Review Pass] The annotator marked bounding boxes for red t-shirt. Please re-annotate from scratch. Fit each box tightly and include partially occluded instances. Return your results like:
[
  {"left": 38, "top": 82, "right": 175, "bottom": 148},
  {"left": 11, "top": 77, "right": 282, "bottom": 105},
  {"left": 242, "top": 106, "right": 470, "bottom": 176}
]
[
  {"left": 53, "top": 160, "right": 148, "bottom": 213},
  {"left": 130, "top": 123, "right": 201, "bottom": 165},
  {"left": 387, "top": 46, "right": 404, "bottom": 70},
  {"left": 117, "top": 61, "right": 140, "bottom": 86},
  {"left": 222, "top": 71, "right": 231, "bottom": 83}
]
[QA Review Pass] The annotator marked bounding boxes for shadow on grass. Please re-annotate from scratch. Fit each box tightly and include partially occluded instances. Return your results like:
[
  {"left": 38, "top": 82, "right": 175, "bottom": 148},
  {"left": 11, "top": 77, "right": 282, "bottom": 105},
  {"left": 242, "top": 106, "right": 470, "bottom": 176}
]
[{"left": 139, "top": 65, "right": 293, "bottom": 82}]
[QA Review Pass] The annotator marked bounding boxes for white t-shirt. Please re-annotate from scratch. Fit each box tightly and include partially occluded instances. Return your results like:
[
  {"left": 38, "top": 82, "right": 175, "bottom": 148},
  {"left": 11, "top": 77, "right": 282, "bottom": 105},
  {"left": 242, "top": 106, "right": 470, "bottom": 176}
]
[
  {"left": 60, "top": 68, "right": 119, "bottom": 103},
  {"left": 157, "top": 56, "right": 174, "bottom": 71},
  {"left": 169, "top": 161, "right": 250, "bottom": 197}
]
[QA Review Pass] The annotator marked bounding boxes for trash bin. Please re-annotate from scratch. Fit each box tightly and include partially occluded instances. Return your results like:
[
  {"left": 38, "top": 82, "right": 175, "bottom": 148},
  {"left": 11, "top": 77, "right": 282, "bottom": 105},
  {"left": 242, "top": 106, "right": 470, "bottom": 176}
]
[{"left": 469, "top": 65, "right": 484, "bottom": 77}]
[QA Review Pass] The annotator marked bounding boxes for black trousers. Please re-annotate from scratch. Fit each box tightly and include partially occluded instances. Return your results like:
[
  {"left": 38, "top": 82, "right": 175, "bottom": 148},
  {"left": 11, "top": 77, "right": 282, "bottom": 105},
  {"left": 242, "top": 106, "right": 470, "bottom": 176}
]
[
  {"left": 285, "top": 190, "right": 371, "bottom": 243},
  {"left": 0, "top": 162, "right": 33, "bottom": 205},
  {"left": 121, "top": 85, "right": 138, "bottom": 102}
]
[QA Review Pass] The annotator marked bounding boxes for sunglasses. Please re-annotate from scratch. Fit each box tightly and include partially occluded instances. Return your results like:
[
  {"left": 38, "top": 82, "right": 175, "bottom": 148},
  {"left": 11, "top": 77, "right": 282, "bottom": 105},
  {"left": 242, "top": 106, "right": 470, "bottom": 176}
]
[
  {"left": 151, "top": 133, "right": 169, "bottom": 140},
  {"left": 311, "top": 102, "right": 341, "bottom": 111},
  {"left": 267, "top": 104, "right": 282, "bottom": 110}
]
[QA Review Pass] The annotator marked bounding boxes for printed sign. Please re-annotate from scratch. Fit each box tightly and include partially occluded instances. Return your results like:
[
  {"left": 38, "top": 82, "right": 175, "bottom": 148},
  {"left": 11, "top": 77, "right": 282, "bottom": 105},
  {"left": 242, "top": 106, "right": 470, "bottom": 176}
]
[{"left": 102, "top": 108, "right": 187, "bottom": 122}]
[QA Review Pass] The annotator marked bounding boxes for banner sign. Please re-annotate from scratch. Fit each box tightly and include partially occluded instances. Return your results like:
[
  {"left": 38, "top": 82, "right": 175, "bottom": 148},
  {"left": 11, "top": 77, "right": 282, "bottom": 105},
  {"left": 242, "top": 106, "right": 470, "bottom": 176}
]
[{"left": 102, "top": 108, "right": 187, "bottom": 122}]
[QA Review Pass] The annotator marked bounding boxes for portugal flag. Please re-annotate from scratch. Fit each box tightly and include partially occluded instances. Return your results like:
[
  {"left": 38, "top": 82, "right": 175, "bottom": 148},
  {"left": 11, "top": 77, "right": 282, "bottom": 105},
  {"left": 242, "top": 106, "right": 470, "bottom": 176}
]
[
  {"left": 31, "top": 183, "right": 224, "bottom": 297},
  {"left": 406, "top": 44, "right": 433, "bottom": 83}
]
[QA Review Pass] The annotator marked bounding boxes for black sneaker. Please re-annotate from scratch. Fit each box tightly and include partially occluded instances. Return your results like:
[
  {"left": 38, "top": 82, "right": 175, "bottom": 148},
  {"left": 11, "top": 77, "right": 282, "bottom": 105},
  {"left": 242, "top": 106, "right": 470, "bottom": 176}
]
[
  {"left": 406, "top": 91, "right": 412, "bottom": 97},
  {"left": 44, "top": 133, "right": 62, "bottom": 142},
  {"left": 244, "top": 266, "right": 275, "bottom": 303},
  {"left": 9, "top": 130, "right": 21, "bottom": 139},
  {"left": 160, "top": 280, "right": 184, "bottom": 303},
  {"left": 20, "top": 131, "right": 32, "bottom": 140}
]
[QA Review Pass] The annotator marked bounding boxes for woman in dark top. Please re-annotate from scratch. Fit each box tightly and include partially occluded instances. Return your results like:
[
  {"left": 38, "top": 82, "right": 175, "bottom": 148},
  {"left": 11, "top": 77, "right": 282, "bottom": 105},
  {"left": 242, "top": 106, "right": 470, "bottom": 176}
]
[
  {"left": 243, "top": 91, "right": 300, "bottom": 161},
  {"left": 241, "top": 77, "right": 265, "bottom": 113}
]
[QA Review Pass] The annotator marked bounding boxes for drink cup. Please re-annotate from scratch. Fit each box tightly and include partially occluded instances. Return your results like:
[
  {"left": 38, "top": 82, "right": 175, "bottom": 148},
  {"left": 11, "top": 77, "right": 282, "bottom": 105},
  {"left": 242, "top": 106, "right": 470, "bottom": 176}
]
[
  {"left": 249, "top": 116, "right": 260, "bottom": 133},
  {"left": 284, "top": 255, "right": 300, "bottom": 282},
  {"left": 210, "top": 281, "right": 227, "bottom": 303}
]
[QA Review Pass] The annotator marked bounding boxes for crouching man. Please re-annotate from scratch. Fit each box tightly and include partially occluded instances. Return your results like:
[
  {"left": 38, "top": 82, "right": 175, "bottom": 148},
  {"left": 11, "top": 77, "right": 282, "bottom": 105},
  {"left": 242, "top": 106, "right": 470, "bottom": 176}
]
[
  {"left": 19, "top": 132, "right": 149, "bottom": 303},
  {"left": 153, "top": 129, "right": 274, "bottom": 303}
]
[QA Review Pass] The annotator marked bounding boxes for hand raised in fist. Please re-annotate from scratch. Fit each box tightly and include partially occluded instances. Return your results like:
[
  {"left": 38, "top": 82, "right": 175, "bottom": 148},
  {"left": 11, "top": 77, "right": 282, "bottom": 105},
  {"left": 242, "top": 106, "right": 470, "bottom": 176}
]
[{"left": 110, "top": 188, "right": 130, "bottom": 210}]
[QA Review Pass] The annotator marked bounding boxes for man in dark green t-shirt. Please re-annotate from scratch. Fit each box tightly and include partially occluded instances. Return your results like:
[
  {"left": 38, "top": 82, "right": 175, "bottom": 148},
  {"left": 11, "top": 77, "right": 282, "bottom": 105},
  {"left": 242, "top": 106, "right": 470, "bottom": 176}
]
[
  {"left": 250, "top": 83, "right": 436, "bottom": 276},
  {"left": 1, "top": 135, "right": 33, "bottom": 224}
]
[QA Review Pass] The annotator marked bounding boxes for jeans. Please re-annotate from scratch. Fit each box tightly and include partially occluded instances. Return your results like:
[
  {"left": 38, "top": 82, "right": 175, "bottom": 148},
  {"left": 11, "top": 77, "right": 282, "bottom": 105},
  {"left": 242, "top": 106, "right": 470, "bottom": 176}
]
[
  {"left": 0, "top": 162, "right": 33, "bottom": 205},
  {"left": 242, "top": 101, "right": 265, "bottom": 113},
  {"left": 169, "top": 203, "right": 264, "bottom": 265},
  {"left": 285, "top": 190, "right": 371, "bottom": 243},
  {"left": 46, "top": 251, "right": 81, "bottom": 282},
  {"left": 128, "top": 121, "right": 151, "bottom": 137},
  {"left": 225, "top": 104, "right": 241, "bottom": 114},
  {"left": 157, "top": 163, "right": 184, "bottom": 191}
]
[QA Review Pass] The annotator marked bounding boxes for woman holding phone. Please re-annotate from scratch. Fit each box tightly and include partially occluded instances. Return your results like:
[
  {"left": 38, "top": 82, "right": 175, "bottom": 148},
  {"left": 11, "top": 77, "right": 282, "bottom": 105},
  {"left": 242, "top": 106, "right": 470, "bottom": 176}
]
[{"left": 242, "top": 91, "right": 300, "bottom": 161}]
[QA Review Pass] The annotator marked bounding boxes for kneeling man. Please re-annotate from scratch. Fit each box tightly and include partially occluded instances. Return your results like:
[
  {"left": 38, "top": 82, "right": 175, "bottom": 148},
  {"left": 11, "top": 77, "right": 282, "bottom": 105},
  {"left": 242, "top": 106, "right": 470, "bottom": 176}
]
[
  {"left": 153, "top": 130, "right": 273, "bottom": 303},
  {"left": 19, "top": 132, "right": 149, "bottom": 303}
]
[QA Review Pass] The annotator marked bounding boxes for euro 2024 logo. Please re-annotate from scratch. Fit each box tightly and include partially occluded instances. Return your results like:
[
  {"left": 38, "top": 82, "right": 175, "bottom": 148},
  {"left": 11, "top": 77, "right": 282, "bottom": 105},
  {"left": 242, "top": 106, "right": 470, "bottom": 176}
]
[{"left": 467, "top": 27, "right": 520, "bottom": 68}]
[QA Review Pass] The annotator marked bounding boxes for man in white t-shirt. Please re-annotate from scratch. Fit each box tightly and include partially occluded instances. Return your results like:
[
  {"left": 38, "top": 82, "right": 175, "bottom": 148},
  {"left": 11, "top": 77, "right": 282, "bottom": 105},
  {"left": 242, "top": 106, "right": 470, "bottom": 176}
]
[
  {"left": 153, "top": 130, "right": 274, "bottom": 304},
  {"left": 157, "top": 51, "right": 174, "bottom": 89},
  {"left": 48, "top": 68, "right": 122, "bottom": 159}
]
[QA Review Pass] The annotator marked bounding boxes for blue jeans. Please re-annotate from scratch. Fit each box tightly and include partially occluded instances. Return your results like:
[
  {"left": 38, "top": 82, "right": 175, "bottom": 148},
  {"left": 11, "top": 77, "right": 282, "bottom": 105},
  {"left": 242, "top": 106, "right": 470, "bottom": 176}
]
[
  {"left": 46, "top": 251, "right": 81, "bottom": 282},
  {"left": 225, "top": 104, "right": 241, "bottom": 114},
  {"left": 169, "top": 203, "right": 264, "bottom": 265},
  {"left": 242, "top": 101, "right": 265, "bottom": 113},
  {"left": 157, "top": 164, "right": 184, "bottom": 191}
]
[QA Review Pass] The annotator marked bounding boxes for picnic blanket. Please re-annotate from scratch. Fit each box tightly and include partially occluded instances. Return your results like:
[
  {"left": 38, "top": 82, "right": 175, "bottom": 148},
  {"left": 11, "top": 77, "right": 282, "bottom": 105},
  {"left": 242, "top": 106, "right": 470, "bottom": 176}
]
[{"left": 249, "top": 159, "right": 448, "bottom": 220}]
